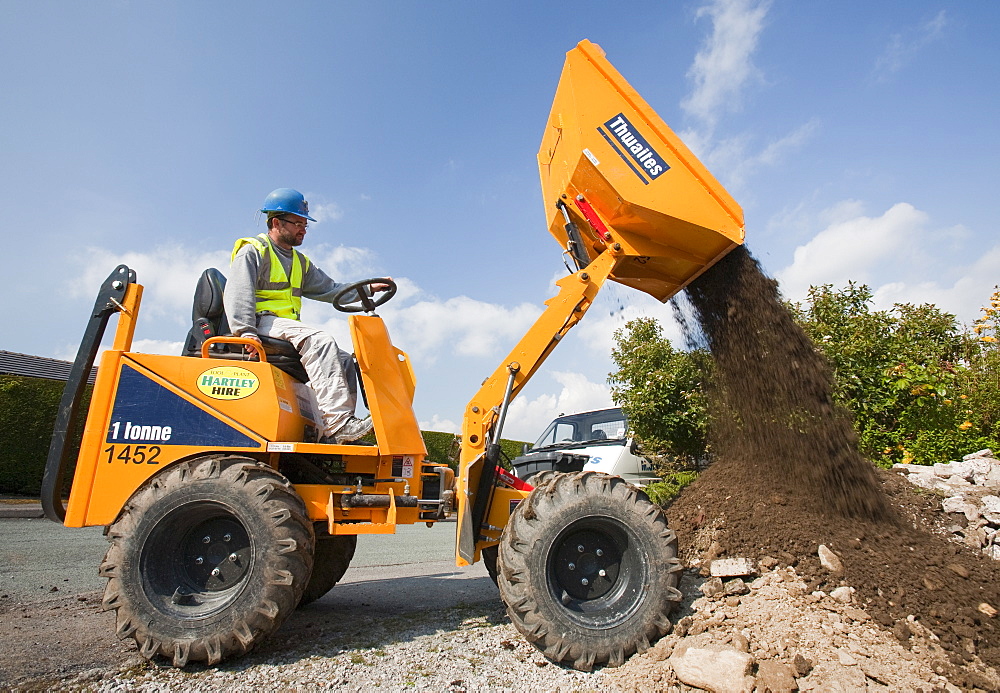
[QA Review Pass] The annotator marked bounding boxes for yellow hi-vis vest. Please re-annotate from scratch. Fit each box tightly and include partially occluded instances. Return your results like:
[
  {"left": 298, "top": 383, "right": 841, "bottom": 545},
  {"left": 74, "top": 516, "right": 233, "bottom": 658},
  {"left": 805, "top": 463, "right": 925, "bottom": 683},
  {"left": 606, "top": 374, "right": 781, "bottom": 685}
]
[{"left": 231, "top": 233, "right": 312, "bottom": 320}]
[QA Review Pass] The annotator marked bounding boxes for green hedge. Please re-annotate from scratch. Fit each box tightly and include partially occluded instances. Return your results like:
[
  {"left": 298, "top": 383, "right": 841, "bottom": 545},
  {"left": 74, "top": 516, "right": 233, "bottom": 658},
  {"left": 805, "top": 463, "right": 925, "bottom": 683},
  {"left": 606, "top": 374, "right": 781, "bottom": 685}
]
[
  {"left": 421, "top": 429, "right": 526, "bottom": 471},
  {"left": 0, "top": 375, "right": 527, "bottom": 496},
  {"left": 0, "top": 375, "right": 90, "bottom": 496}
]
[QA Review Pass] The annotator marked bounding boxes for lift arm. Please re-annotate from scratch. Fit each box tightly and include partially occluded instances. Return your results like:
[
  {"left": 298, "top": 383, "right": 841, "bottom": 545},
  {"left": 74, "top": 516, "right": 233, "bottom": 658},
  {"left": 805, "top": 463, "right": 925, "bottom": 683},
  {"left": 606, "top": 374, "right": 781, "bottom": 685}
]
[{"left": 454, "top": 39, "right": 746, "bottom": 566}]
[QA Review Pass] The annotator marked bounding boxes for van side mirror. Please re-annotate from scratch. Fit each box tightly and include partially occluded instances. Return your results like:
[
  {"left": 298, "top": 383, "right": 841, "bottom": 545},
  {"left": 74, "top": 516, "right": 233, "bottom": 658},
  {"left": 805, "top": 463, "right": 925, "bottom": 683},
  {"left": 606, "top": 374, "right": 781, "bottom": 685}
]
[{"left": 522, "top": 443, "right": 530, "bottom": 455}]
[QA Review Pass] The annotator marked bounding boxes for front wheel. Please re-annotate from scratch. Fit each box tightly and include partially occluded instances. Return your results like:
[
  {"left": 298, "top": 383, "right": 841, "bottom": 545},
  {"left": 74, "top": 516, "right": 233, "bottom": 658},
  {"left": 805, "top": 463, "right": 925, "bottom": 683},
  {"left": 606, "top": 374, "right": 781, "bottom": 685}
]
[
  {"left": 100, "top": 456, "right": 314, "bottom": 666},
  {"left": 497, "top": 471, "right": 682, "bottom": 671}
]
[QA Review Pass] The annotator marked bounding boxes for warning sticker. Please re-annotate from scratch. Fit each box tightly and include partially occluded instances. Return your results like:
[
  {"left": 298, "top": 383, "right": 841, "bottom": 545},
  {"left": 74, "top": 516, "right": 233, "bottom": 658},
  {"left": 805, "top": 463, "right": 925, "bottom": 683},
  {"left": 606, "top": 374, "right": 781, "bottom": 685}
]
[{"left": 402, "top": 456, "right": 415, "bottom": 479}]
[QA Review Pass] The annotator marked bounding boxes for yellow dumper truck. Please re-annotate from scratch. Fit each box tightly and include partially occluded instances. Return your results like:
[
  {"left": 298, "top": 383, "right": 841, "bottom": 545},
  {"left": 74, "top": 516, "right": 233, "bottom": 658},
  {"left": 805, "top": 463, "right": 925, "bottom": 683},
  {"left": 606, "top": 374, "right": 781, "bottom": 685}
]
[{"left": 42, "top": 40, "right": 743, "bottom": 671}]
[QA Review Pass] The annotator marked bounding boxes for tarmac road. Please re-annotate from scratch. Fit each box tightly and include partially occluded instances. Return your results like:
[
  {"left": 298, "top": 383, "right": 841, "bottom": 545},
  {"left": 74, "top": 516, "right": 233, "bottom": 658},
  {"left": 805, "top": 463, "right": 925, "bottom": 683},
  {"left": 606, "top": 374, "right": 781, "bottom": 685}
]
[{"left": 0, "top": 517, "right": 498, "bottom": 611}]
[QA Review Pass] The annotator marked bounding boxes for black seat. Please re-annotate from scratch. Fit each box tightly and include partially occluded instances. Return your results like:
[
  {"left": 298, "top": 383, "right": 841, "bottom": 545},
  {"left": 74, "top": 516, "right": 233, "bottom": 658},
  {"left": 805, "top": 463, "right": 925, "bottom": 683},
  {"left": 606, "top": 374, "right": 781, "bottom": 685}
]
[{"left": 182, "top": 268, "right": 310, "bottom": 383}]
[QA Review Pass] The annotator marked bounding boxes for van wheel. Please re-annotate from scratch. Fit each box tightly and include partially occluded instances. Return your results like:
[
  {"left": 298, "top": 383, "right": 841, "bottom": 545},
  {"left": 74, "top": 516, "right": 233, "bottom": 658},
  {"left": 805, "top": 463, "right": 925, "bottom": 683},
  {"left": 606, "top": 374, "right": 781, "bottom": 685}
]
[
  {"left": 497, "top": 471, "right": 682, "bottom": 671},
  {"left": 482, "top": 545, "right": 499, "bottom": 586},
  {"left": 99, "top": 456, "right": 314, "bottom": 666},
  {"left": 299, "top": 527, "right": 356, "bottom": 606}
]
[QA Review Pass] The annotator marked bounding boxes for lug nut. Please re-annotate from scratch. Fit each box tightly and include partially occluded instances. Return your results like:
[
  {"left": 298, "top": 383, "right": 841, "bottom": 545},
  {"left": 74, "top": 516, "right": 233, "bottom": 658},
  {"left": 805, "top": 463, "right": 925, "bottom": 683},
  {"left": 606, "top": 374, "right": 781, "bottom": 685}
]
[
  {"left": 581, "top": 578, "right": 589, "bottom": 586},
  {"left": 567, "top": 562, "right": 576, "bottom": 571},
  {"left": 598, "top": 569, "right": 607, "bottom": 577},
  {"left": 195, "top": 557, "right": 204, "bottom": 565},
  {"left": 596, "top": 549, "right": 603, "bottom": 557},
  {"left": 229, "top": 553, "right": 239, "bottom": 562},
  {"left": 202, "top": 536, "right": 211, "bottom": 544},
  {"left": 211, "top": 568, "right": 221, "bottom": 577},
  {"left": 223, "top": 534, "right": 232, "bottom": 542},
  {"left": 577, "top": 545, "right": 585, "bottom": 553}
]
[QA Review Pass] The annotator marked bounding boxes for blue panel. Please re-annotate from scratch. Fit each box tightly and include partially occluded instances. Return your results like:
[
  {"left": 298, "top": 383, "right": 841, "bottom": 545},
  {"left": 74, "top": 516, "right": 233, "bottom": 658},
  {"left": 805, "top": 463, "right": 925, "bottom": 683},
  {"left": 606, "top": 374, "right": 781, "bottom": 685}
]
[{"left": 105, "top": 364, "right": 261, "bottom": 448}]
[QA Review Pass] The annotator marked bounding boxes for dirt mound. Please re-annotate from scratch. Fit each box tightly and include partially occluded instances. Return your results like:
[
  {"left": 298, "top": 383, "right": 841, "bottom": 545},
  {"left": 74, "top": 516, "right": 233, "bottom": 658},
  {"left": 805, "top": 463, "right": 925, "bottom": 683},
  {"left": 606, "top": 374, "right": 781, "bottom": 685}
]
[{"left": 667, "top": 246, "right": 1000, "bottom": 688}]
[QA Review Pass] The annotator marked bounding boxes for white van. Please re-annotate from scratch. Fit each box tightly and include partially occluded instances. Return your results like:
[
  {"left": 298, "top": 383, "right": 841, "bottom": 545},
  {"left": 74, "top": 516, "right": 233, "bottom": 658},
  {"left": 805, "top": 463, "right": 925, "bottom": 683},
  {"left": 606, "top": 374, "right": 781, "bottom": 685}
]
[{"left": 510, "top": 407, "right": 658, "bottom": 486}]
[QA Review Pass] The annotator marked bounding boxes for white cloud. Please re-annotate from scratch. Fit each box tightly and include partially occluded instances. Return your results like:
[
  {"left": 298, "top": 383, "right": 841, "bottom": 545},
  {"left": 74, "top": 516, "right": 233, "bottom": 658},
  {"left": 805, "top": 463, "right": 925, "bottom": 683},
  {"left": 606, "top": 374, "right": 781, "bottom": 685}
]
[
  {"left": 575, "top": 289, "right": 687, "bottom": 357},
  {"left": 682, "top": 0, "right": 772, "bottom": 132},
  {"left": 300, "top": 244, "right": 381, "bottom": 282},
  {"left": 308, "top": 201, "right": 344, "bottom": 224},
  {"left": 502, "top": 371, "right": 613, "bottom": 441},
  {"left": 129, "top": 338, "right": 185, "bottom": 355},
  {"left": 873, "top": 10, "right": 948, "bottom": 82},
  {"left": 379, "top": 296, "right": 542, "bottom": 363},
  {"left": 688, "top": 119, "right": 820, "bottom": 191},
  {"left": 73, "top": 244, "right": 231, "bottom": 328},
  {"left": 419, "top": 414, "right": 461, "bottom": 435},
  {"left": 679, "top": 0, "right": 816, "bottom": 196},
  {"left": 775, "top": 201, "right": 997, "bottom": 324}
]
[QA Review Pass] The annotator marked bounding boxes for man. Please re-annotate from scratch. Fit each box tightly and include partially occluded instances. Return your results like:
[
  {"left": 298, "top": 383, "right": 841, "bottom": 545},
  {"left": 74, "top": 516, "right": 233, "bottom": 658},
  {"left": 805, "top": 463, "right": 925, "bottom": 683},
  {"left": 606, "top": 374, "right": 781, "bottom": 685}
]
[{"left": 224, "top": 187, "right": 386, "bottom": 444}]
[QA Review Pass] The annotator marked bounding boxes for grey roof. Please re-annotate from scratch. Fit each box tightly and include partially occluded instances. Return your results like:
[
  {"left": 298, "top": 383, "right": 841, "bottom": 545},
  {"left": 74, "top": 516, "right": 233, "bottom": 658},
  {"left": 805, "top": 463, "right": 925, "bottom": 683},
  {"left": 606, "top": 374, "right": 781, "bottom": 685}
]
[{"left": 0, "top": 350, "right": 97, "bottom": 384}]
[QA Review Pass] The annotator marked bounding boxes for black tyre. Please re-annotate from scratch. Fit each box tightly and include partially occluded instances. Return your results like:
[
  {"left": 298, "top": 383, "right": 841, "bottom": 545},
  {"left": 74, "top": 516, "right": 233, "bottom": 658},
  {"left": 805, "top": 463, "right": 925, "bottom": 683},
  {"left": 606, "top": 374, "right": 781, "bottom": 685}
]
[
  {"left": 298, "top": 525, "right": 357, "bottom": 606},
  {"left": 100, "top": 456, "right": 314, "bottom": 666},
  {"left": 497, "top": 471, "right": 682, "bottom": 671},
  {"left": 482, "top": 544, "right": 499, "bottom": 587}
]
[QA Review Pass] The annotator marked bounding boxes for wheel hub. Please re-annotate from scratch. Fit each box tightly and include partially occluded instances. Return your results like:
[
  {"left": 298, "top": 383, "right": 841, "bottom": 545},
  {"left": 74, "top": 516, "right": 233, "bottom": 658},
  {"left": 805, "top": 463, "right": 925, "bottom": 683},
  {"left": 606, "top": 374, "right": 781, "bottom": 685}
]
[
  {"left": 182, "top": 517, "right": 251, "bottom": 591},
  {"left": 553, "top": 530, "right": 621, "bottom": 601}
]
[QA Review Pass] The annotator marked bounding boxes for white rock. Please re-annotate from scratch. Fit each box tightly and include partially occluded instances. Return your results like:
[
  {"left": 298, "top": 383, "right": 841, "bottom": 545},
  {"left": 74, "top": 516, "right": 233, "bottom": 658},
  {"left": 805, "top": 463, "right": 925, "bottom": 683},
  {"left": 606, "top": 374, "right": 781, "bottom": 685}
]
[
  {"left": 711, "top": 557, "right": 756, "bottom": 578},
  {"left": 933, "top": 462, "right": 959, "bottom": 478},
  {"left": 985, "top": 465, "right": 1000, "bottom": 489},
  {"left": 837, "top": 649, "right": 858, "bottom": 666},
  {"left": 982, "top": 496, "right": 1000, "bottom": 524},
  {"left": 987, "top": 545, "right": 1000, "bottom": 561},
  {"left": 669, "top": 644, "right": 754, "bottom": 693},
  {"left": 941, "top": 495, "right": 981, "bottom": 522},
  {"left": 906, "top": 474, "right": 954, "bottom": 493},
  {"left": 818, "top": 545, "right": 844, "bottom": 574},
  {"left": 964, "top": 448, "right": 995, "bottom": 460},
  {"left": 830, "top": 586, "right": 855, "bottom": 603}
]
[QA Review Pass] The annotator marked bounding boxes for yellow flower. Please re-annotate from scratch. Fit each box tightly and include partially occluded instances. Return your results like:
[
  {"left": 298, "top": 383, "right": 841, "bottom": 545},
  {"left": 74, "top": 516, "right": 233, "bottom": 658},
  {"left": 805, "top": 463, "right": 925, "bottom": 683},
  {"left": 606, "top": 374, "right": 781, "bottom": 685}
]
[
  {"left": 960, "top": 394, "right": 968, "bottom": 400},
  {"left": 959, "top": 421, "right": 973, "bottom": 430},
  {"left": 944, "top": 399, "right": 952, "bottom": 405},
  {"left": 982, "top": 336, "right": 998, "bottom": 343}
]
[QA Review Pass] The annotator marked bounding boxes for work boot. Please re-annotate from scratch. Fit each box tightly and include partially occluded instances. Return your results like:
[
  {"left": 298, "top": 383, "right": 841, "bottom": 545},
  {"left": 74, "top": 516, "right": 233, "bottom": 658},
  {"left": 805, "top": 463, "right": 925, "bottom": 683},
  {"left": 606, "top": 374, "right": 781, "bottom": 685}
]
[{"left": 327, "top": 416, "right": 374, "bottom": 444}]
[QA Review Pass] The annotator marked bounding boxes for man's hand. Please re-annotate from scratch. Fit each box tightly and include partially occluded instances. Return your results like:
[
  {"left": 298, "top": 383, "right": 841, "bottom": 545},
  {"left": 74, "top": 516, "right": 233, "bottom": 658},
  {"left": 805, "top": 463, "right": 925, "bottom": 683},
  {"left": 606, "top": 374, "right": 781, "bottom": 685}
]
[
  {"left": 242, "top": 334, "right": 262, "bottom": 359},
  {"left": 372, "top": 276, "right": 394, "bottom": 293}
]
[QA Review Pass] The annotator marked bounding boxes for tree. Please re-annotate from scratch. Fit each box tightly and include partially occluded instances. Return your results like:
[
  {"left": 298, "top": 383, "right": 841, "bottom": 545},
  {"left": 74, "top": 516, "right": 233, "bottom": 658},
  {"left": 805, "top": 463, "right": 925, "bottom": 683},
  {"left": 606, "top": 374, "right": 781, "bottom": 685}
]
[
  {"left": 792, "top": 283, "right": 995, "bottom": 465},
  {"left": 609, "top": 317, "right": 710, "bottom": 471}
]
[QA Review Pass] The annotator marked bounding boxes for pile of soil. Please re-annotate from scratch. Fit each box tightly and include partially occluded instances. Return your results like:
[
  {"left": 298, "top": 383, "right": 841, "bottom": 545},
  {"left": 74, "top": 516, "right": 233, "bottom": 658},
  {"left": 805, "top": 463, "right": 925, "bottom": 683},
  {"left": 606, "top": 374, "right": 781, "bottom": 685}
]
[{"left": 666, "top": 246, "right": 1000, "bottom": 689}]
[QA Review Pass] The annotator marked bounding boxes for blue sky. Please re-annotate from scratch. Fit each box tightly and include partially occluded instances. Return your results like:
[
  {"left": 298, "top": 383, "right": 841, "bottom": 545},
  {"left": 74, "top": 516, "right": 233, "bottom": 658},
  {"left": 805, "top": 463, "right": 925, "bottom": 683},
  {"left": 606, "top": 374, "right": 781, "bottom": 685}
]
[{"left": 5, "top": 1, "right": 998, "bottom": 441}]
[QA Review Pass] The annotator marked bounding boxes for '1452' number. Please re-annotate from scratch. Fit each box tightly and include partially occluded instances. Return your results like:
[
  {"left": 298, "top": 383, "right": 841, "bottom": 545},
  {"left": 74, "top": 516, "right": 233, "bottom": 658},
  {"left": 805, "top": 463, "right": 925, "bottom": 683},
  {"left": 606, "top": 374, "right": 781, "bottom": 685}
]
[{"left": 103, "top": 444, "right": 161, "bottom": 465}]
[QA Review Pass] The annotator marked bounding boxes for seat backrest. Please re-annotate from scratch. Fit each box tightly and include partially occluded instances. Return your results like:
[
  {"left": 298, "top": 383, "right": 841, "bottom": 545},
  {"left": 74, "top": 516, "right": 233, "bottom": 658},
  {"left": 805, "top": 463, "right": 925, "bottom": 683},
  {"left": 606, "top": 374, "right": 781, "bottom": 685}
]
[
  {"left": 182, "top": 268, "right": 232, "bottom": 357},
  {"left": 193, "top": 268, "right": 231, "bottom": 335}
]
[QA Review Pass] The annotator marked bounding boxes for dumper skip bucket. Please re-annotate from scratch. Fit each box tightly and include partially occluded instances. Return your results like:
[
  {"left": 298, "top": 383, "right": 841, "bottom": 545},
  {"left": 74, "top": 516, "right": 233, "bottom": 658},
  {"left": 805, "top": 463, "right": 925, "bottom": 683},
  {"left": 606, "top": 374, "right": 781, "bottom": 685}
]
[{"left": 539, "top": 40, "right": 745, "bottom": 301}]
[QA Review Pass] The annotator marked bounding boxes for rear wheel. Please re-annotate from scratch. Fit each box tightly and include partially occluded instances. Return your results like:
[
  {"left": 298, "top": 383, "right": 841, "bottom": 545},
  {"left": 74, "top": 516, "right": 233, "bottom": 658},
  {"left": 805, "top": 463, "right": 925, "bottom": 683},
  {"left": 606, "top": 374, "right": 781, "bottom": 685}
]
[
  {"left": 497, "top": 471, "right": 682, "bottom": 671},
  {"left": 100, "top": 456, "right": 314, "bottom": 666},
  {"left": 299, "top": 526, "right": 356, "bottom": 606}
]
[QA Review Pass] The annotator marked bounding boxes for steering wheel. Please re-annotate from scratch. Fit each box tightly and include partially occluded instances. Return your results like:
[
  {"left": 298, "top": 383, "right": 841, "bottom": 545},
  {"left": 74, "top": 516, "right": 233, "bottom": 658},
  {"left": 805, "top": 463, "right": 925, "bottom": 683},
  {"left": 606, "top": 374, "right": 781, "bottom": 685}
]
[{"left": 331, "top": 278, "right": 398, "bottom": 313}]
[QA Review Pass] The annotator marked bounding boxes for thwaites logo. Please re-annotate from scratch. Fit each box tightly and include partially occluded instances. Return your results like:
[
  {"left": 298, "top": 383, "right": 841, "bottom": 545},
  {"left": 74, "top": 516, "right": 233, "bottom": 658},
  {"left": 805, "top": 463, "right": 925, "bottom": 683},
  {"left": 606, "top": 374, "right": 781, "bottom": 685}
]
[
  {"left": 197, "top": 366, "right": 260, "bottom": 400},
  {"left": 597, "top": 113, "right": 670, "bottom": 185}
]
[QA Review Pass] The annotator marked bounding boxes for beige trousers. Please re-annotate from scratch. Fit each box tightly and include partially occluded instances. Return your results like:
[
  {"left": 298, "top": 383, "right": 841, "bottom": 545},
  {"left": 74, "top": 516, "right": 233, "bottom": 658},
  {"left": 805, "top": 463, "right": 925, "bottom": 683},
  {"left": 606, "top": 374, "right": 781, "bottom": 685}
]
[{"left": 257, "top": 315, "right": 358, "bottom": 437}]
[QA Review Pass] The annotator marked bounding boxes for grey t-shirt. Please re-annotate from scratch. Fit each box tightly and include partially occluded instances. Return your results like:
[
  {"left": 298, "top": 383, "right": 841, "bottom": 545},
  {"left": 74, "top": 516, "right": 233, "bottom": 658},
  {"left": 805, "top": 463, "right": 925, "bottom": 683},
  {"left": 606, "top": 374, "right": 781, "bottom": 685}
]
[{"left": 223, "top": 235, "right": 362, "bottom": 338}]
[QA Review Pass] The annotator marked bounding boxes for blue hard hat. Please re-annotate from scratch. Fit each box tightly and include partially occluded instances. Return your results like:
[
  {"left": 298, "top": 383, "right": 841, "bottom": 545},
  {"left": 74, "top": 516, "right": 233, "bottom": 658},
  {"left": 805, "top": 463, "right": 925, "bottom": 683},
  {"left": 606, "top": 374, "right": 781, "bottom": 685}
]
[{"left": 260, "top": 188, "right": 317, "bottom": 221}]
